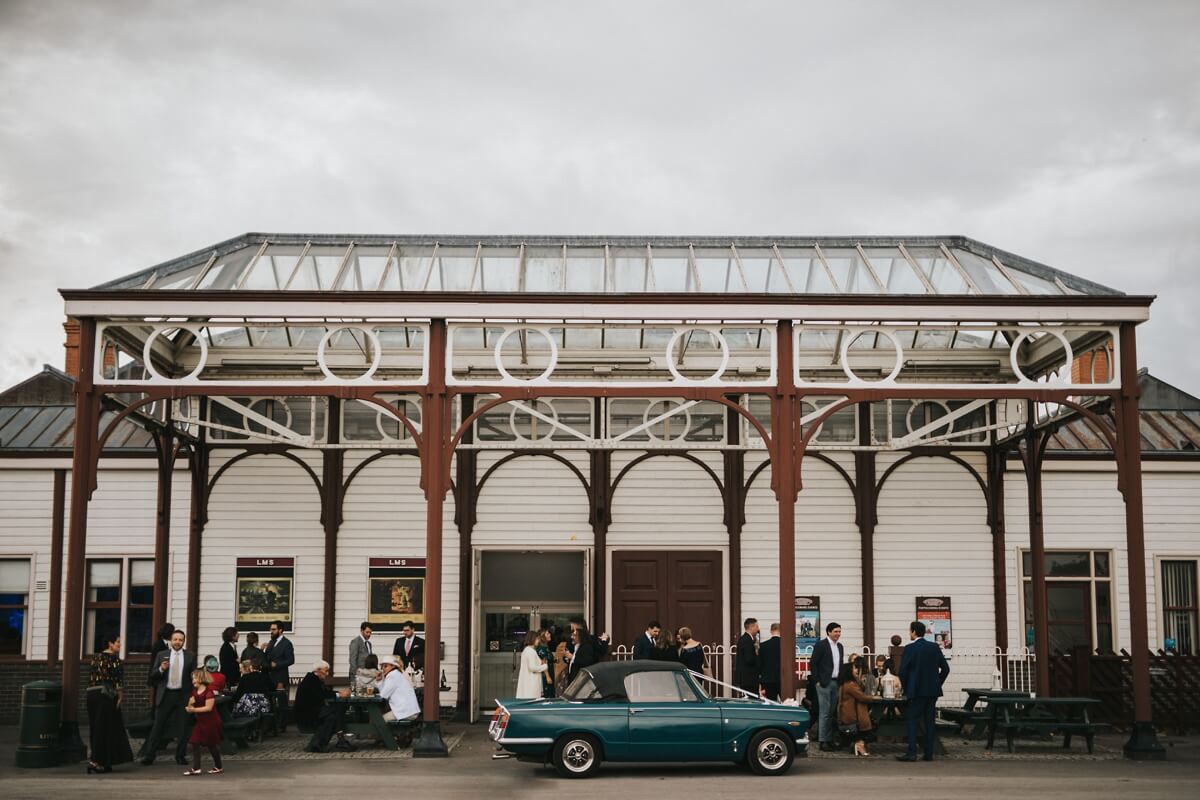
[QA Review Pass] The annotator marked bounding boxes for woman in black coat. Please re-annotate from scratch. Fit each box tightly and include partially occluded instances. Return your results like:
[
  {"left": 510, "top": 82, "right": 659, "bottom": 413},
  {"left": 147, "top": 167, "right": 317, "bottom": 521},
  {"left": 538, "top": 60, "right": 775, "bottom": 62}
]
[{"left": 219, "top": 626, "right": 241, "bottom": 688}]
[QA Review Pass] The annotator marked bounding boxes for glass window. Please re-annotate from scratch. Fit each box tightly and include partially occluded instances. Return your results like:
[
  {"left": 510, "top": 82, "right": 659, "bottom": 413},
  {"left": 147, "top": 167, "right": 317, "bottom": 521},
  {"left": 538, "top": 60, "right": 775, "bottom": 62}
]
[
  {"left": 674, "top": 672, "right": 702, "bottom": 702},
  {"left": 563, "top": 248, "right": 605, "bottom": 292},
  {"left": 624, "top": 670, "right": 683, "bottom": 702},
  {"left": 0, "top": 559, "right": 30, "bottom": 656},
  {"left": 820, "top": 248, "right": 879, "bottom": 293},
  {"left": 338, "top": 246, "right": 392, "bottom": 291},
  {"left": 563, "top": 674, "right": 601, "bottom": 702},
  {"left": 949, "top": 248, "right": 1021, "bottom": 295},
  {"left": 649, "top": 249, "right": 692, "bottom": 292},
  {"left": 906, "top": 247, "right": 969, "bottom": 294},
  {"left": 524, "top": 247, "right": 564, "bottom": 292},
  {"left": 86, "top": 560, "right": 122, "bottom": 656},
  {"left": 127, "top": 559, "right": 155, "bottom": 654},
  {"left": 863, "top": 248, "right": 926, "bottom": 294},
  {"left": 610, "top": 248, "right": 649, "bottom": 292},
  {"left": 693, "top": 248, "right": 742, "bottom": 292},
  {"left": 479, "top": 247, "right": 521, "bottom": 292},
  {"left": 85, "top": 558, "right": 156, "bottom": 657},
  {"left": 1162, "top": 560, "right": 1198, "bottom": 655},
  {"left": 1021, "top": 549, "right": 1114, "bottom": 653}
]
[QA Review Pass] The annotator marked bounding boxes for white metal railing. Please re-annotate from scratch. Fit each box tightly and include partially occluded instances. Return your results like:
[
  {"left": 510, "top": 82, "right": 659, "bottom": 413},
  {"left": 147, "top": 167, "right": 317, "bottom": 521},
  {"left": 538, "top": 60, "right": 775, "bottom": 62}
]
[{"left": 613, "top": 643, "right": 1036, "bottom": 707}]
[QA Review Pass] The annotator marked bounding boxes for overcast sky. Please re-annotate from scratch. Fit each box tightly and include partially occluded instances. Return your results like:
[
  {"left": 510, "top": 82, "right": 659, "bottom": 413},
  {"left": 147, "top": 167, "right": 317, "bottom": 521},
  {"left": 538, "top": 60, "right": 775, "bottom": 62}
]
[{"left": 1, "top": 1, "right": 1197, "bottom": 394}]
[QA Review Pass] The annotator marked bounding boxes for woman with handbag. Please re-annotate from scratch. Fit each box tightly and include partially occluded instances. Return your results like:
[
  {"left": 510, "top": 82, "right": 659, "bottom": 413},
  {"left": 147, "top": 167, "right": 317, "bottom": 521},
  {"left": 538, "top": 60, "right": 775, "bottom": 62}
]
[
  {"left": 86, "top": 633, "right": 134, "bottom": 774},
  {"left": 837, "top": 661, "right": 878, "bottom": 757}
]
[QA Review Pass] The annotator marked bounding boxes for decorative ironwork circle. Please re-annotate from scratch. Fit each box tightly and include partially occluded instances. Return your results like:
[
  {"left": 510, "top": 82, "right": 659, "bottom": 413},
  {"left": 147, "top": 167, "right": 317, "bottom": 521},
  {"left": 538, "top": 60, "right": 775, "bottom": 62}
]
[
  {"left": 142, "top": 325, "right": 208, "bottom": 382},
  {"left": 494, "top": 327, "right": 558, "bottom": 383},
  {"left": 905, "top": 399, "right": 954, "bottom": 437},
  {"left": 839, "top": 328, "right": 902, "bottom": 384},
  {"left": 317, "top": 326, "right": 382, "bottom": 381},
  {"left": 374, "top": 398, "right": 420, "bottom": 441},
  {"left": 1009, "top": 328, "right": 1073, "bottom": 385},
  {"left": 509, "top": 399, "right": 558, "bottom": 442},
  {"left": 665, "top": 327, "right": 730, "bottom": 383},
  {"left": 244, "top": 397, "right": 294, "bottom": 435},
  {"left": 643, "top": 399, "right": 692, "bottom": 443}
]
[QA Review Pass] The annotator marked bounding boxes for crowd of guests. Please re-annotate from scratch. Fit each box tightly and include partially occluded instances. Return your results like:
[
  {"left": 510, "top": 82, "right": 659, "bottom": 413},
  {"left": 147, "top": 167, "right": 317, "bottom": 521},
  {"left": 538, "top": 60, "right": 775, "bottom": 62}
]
[{"left": 513, "top": 617, "right": 612, "bottom": 699}]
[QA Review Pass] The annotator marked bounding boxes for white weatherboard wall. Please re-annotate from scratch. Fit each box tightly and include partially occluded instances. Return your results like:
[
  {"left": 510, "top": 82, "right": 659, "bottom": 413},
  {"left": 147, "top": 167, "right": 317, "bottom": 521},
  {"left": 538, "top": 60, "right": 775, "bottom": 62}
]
[
  {"left": 875, "top": 454, "right": 993, "bottom": 663},
  {"left": 1144, "top": 469, "right": 1200, "bottom": 647},
  {"left": 0, "top": 469, "right": 55, "bottom": 659},
  {"left": 742, "top": 454, "right": 861, "bottom": 649},
  {"left": 336, "top": 451, "right": 459, "bottom": 698},
  {"left": 473, "top": 452, "right": 591, "bottom": 549},
  {"left": 201, "top": 452, "right": 324, "bottom": 673}
]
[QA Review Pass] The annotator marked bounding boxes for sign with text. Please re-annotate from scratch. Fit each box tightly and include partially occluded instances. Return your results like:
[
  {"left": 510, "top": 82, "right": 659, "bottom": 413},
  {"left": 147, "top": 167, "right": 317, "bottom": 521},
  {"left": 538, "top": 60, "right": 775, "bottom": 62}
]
[
  {"left": 794, "top": 595, "right": 821, "bottom": 653},
  {"left": 367, "top": 557, "right": 426, "bottom": 632},
  {"left": 916, "top": 596, "right": 952, "bottom": 649},
  {"left": 235, "top": 557, "right": 295, "bottom": 630}
]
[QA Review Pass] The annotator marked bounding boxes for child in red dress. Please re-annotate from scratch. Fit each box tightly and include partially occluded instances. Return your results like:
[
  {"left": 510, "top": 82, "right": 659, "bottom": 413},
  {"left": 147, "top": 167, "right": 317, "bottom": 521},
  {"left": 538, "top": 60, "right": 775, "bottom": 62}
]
[{"left": 183, "top": 669, "right": 224, "bottom": 775}]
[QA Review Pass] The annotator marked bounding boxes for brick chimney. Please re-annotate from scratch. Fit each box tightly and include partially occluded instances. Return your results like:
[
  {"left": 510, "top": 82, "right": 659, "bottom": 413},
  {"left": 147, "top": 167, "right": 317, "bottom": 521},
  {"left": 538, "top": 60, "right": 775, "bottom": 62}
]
[
  {"left": 63, "top": 318, "right": 81, "bottom": 377},
  {"left": 1072, "top": 343, "right": 1113, "bottom": 384}
]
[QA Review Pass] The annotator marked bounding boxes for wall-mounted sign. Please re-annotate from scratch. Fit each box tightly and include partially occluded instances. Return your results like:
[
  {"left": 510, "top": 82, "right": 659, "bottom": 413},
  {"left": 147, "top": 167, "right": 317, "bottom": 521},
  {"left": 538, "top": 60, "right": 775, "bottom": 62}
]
[
  {"left": 916, "top": 596, "right": 952, "bottom": 649},
  {"left": 795, "top": 595, "right": 821, "bottom": 652},
  {"left": 235, "top": 557, "right": 295, "bottom": 630},
  {"left": 367, "top": 557, "right": 426, "bottom": 632}
]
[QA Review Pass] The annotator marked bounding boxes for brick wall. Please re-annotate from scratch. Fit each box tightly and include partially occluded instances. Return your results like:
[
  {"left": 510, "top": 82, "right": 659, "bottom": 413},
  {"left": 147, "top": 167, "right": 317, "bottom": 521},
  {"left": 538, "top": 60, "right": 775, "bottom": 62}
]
[{"left": 0, "top": 662, "right": 150, "bottom": 724}]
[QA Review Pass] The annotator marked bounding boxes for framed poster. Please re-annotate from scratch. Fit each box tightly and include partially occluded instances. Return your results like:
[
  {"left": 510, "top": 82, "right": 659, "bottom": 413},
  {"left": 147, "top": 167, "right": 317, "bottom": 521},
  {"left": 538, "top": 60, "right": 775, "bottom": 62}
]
[
  {"left": 916, "top": 596, "right": 952, "bottom": 649},
  {"left": 367, "top": 557, "right": 426, "bottom": 632},
  {"left": 794, "top": 595, "right": 821, "bottom": 652},
  {"left": 235, "top": 557, "right": 295, "bottom": 631}
]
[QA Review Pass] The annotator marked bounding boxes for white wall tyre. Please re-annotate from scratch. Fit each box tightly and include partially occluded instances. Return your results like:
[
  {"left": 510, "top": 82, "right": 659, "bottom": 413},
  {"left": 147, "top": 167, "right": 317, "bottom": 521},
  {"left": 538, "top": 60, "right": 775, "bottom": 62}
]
[
  {"left": 747, "top": 729, "right": 794, "bottom": 776},
  {"left": 552, "top": 733, "right": 602, "bottom": 778}
]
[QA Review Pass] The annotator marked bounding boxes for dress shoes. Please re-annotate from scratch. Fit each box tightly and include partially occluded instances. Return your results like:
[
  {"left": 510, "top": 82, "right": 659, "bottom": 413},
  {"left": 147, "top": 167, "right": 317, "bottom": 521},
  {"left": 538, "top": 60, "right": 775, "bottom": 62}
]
[{"left": 895, "top": 754, "right": 919, "bottom": 762}]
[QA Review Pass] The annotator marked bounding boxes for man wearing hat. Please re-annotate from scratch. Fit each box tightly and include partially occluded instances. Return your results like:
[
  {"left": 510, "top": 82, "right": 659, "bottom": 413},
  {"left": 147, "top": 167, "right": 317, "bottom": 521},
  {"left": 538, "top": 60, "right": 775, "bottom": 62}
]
[{"left": 378, "top": 654, "right": 420, "bottom": 723}]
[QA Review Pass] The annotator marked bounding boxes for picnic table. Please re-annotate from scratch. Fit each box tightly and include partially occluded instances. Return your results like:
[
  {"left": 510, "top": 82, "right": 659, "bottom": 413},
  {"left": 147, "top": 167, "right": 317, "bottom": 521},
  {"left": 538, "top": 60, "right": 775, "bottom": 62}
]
[
  {"left": 940, "top": 688, "right": 1031, "bottom": 736},
  {"left": 868, "top": 696, "right": 949, "bottom": 756},
  {"left": 983, "top": 696, "right": 1105, "bottom": 754},
  {"left": 330, "top": 694, "right": 398, "bottom": 751}
]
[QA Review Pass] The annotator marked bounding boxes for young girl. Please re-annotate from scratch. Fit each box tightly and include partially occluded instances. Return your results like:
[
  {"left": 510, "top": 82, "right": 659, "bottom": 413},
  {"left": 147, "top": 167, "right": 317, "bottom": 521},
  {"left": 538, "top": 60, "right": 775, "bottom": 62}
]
[{"left": 183, "top": 669, "right": 224, "bottom": 775}]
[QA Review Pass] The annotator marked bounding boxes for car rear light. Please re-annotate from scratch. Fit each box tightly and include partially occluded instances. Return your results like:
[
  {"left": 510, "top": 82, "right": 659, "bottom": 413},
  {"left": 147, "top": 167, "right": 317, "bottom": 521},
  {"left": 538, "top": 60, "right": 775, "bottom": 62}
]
[{"left": 490, "top": 707, "right": 509, "bottom": 738}]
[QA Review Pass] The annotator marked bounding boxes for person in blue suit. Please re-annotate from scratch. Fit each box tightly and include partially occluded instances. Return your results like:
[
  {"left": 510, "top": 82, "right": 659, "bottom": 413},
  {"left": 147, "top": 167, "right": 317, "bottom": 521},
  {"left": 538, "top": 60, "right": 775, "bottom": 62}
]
[{"left": 896, "top": 620, "right": 950, "bottom": 762}]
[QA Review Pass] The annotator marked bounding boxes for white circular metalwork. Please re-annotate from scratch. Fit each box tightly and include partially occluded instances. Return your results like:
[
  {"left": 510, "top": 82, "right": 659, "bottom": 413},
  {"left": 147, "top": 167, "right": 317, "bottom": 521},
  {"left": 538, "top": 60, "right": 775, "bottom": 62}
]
[
  {"left": 244, "top": 397, "right": 293, "bottom": 435},
  {"left": 1009, "top": 328, "right": 1073, "bottom": 385},
  {"left": 374, "top": 398, "right": 419, "bottom": 441},
  {"left": 493, "top": 327, "right": 558, "bottom": 384},
  {"left": 665, "top": 327, "right": 731, "bottom": 383},
  {"left": 643, "top": 399, "right": 692, "bottom": 443},
  {"left": 509, "top": 399, "right": 558, "bottom": 442},
  {"left": 839, "top": 329, "right": 903, "bottom": 384},
  {"left": 905, "top": 399, "right": 953, "bottom": 437},
  {"left": 143, "top": 325, "right": 208, "bottom": 382},
  {"left": 317, "top": 326, "right": 383, "bottom": 382}
]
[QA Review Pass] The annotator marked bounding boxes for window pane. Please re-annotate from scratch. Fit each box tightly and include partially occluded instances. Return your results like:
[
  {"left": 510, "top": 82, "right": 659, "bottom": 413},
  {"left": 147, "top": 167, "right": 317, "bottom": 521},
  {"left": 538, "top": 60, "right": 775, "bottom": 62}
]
[
  {"left": 1046, "top": 552, "right": 1091, "bottom": 577},
  {"left": 1093, "top": 552, "right": 1110, "bottom": 578},
  {"left": 905, "top": 247, "right": 969, "bottom": 294},
  {"left": 524, "top": 247, "right": 564, "bottom": 292},
  {"left": 950, "top": 248, "right": 1020, "bottom": 295},
  {"left": 126, "top": 607, "right": 153, "bottom": 654},
  {"left": 624, "top": 671, "right": 682, "bottom": 702},
  {"left": 0, "top": 606, "right": 25, "bottom": 655},
  {"left": 87, "top": 608, "right": 122, "bottom": 655},
  {"left": 610, "top": 248, "right": 648, "bottom": 292},
  {"left": 563, "top": 248, "right": 605, "bottom": 292},
  {"left": 1047, "top": 584, "right": 1088, "bottom": 620},
  {"left": 130, "top": 559, "right": 155, "bottom": 586},
  {"left": 0, "top": 559, "right": 31, "bottom": 593},
  {"left": 88, "top": 561, "right": 121, "bottom": 602}
]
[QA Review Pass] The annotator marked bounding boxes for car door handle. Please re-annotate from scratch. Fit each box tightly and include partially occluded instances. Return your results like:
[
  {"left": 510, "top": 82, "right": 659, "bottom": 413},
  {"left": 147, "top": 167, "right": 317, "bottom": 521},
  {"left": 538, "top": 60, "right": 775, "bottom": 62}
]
[{"left": 629, "top": 708, "right": 645, "bottom": 714}]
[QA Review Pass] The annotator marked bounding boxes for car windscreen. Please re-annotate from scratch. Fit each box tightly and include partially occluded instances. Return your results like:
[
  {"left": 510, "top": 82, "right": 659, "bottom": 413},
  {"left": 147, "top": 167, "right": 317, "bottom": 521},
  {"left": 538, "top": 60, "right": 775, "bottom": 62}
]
[{"left": 562, "top": 672, "right": 602, "bottom": 702}]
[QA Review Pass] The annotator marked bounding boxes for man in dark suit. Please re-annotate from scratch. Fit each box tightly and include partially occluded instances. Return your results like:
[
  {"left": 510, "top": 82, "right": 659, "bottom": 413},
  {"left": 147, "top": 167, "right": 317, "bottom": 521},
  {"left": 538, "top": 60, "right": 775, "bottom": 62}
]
[
  {"left": 139, "top": 629, "right": 196, "bottom": 765},
  {"left": 733, "top": 617, "right": 761, "bottom": 697},
  {"left": 758, "top": 622, "right": 782, "bottom": 701},
  {"left": 265, "top": 619, "right": 295, "bottom": 688},
  {"left": 392, "top": 621, "right": 425, "bottom": 670},
  {"left": 809, "top": 621, "right": 844, "bottom": 751},
  {"left": 631, "top": 620, "right": 661, "bottom": 660},
  {"left": 896, "top": 620, "right": 950, "bottom": 762},
  {"left": 566, "top": 620, "right": 610, "bottom": 682}
]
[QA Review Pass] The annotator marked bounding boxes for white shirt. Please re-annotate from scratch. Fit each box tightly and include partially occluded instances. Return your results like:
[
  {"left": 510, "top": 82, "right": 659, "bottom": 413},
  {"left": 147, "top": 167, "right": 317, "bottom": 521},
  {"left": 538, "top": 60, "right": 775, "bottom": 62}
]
[
  {"left": 167, "top": 648, "right": 184, "bottom": 690},
  {"left": 379, "top": 668, "right": 420, "bottom": 719},
  {"left": 826, "top": 638, "right": 843, "bottom": 678},
  {"left": 360, "top": 635, "right": 372, "bottom": 654}
]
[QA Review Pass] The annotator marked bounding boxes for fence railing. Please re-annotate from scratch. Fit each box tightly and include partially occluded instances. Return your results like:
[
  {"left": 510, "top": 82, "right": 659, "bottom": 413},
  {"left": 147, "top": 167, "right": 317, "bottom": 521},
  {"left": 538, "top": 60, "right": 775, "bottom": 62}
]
[{"left": 613, "top": 642, "right": 1037, "bottom": 707}]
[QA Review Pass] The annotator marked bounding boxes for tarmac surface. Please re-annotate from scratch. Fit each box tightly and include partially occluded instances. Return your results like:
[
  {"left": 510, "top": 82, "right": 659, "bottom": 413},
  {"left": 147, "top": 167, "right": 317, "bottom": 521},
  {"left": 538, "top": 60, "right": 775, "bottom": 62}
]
[{"left": 3, "top": 723, "right": 1198, "bottom": 799}]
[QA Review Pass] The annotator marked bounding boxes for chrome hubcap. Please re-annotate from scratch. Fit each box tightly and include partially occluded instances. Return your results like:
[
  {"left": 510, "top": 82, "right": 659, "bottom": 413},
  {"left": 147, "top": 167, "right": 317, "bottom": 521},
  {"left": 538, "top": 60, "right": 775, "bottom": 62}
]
[
  {"left": 757, "top": 738, "right": 786, "bottom": 768},
  {"left": 563, "top": 740, "right": 594, "bottom": 772}
]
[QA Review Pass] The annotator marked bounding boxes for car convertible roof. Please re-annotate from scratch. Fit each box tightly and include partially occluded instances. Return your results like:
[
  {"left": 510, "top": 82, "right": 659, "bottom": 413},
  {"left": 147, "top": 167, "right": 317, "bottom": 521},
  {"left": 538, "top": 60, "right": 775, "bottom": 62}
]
[{"left": 582, "top": 660, "right": 688, "bottom": 702}]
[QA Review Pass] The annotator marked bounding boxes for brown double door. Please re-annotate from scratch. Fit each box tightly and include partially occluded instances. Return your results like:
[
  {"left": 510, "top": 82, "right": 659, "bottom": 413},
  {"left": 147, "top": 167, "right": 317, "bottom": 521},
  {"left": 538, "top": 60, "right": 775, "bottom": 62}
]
[{"left": 611, "top": 550, "right": 723, "bottom": 647}]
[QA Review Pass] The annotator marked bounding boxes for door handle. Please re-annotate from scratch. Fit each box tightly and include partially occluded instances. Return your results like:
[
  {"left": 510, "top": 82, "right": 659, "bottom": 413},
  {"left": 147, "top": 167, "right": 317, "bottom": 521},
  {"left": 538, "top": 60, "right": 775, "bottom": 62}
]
[{"left": 629, "top": 708, "right": 645, "bottom": 714}]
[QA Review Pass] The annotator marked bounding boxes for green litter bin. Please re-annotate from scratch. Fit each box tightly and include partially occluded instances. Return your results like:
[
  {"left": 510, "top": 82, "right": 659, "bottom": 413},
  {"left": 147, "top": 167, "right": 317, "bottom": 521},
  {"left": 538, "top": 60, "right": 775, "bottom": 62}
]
[{"left": 15, "top": 680, "right": 62, "bottom": 768}]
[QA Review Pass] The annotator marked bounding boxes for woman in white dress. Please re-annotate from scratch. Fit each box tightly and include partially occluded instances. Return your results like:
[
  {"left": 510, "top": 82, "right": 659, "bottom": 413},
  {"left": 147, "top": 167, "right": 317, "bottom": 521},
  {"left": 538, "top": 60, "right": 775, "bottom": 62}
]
[{"left": 515, "top": 629, "right": 549, "bottom": 699}]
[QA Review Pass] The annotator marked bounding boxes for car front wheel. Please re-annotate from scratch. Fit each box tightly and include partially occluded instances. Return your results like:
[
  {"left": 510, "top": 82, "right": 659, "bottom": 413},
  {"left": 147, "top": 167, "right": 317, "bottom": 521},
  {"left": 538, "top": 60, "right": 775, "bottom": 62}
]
[
  {"left": 552, "top": 733, "right": 602, "bottom": 778},
  {"left": 747, "top": 729, "right": 794, "bottom": 776}
]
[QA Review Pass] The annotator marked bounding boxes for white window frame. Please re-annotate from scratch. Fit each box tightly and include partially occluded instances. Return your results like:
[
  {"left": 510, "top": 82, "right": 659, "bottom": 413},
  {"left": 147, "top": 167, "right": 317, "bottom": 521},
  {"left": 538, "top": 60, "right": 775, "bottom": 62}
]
[
  {"left": 84, "top": 555, "right": 156, "bottom": 660},
  {"left": 1017, "top": 548, "right": 1117, "bottom": 653},
  {"left": 0, "top": 554, "right": 35, "bottom": 659},
  {"left": 1155, "top": 555, "right": 1200, "bottom": 655}
]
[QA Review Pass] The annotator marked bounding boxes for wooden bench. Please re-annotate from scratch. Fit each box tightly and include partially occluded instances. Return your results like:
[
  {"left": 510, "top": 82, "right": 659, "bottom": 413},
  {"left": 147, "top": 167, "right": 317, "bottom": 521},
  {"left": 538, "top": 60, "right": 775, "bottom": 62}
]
[
  {"left": 984, "top": 696, "right": 1106, "bottom": 754},
  {"left": 387, "top": 717, "right": 421, "bottom": 748}
]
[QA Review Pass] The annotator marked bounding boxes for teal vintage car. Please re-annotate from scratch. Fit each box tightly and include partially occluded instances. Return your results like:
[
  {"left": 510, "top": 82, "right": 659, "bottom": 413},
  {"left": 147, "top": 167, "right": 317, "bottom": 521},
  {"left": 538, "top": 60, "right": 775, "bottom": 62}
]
[{"left": 489, "top": 660, "right": 809, "bottom": 778}]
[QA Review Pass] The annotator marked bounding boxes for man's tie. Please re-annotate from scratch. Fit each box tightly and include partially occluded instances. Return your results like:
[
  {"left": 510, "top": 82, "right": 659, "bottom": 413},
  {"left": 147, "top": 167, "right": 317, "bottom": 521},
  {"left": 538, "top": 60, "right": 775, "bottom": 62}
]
[
  {"left": 169, "top": 650, "right": 182, "bottom": 688},
  {"left": 366, "top": 639, "right": 372, "bottom": 654}
]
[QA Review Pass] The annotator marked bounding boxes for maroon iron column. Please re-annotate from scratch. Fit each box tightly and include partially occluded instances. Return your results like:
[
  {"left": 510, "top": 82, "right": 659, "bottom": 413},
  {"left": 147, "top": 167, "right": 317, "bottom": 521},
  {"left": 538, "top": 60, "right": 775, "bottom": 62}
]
[
  {"left": 59, "top": 317, "right": 100, "bottom": 761},
  {"left": 854, "top": 405, "right": 876, "bottom": 651},
  {"left": 986, "top": 446, "right": 1009, "bottom": 654},
  {"left": 151, "top": 424, "right": 175, "bottom": 632},
  {"left": 47, "top": 468, "right": 66, "bottom": 667},
  {"left": 1116, "top": 324, "right": 1165, "bottom": 759},
  {"left": 413, "top": 319, "right": 450, "bottom": 756},
  {"left": 1023, "top": 402, "right": 1051, "bottom": 696},
  {"left": 775, "top": 321, "right": 798, "bottom": 701}
]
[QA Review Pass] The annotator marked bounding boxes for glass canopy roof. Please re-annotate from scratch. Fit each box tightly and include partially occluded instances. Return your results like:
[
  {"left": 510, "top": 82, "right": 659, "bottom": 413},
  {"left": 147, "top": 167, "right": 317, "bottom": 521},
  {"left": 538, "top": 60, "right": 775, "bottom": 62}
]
[{"left": 91, "top": 234, "right": 1122, "bottom": 297}]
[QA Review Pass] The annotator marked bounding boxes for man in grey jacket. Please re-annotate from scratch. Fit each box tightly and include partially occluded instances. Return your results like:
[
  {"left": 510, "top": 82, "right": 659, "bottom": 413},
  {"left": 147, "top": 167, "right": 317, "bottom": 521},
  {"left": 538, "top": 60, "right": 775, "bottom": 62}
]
[
  {"left": 139, "top": 629, "right": 196, "bottom": 765},
  {"left": 349, "top": 622, "right": 374, "bottom": 676}
]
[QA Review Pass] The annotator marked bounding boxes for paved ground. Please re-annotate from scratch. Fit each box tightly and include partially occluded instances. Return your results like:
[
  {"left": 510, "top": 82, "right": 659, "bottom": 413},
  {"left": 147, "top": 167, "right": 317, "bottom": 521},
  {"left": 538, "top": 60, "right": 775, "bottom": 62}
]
[{"left": 3, "top": 724, "right": 1198, "bottom": 799}]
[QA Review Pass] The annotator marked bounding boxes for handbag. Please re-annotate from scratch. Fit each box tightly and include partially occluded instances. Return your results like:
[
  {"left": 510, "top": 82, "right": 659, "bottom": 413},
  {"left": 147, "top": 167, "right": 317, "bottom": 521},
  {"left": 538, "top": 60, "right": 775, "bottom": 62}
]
[{"left": 838, "top": 721, "right": 859, "bottom": 735}]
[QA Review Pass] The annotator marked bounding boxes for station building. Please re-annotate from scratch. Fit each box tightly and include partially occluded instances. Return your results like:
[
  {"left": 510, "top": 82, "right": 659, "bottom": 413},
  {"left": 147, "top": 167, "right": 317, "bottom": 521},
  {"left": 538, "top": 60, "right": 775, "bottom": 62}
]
[{"left": 0, "top": 234, "right": 1195, "bottom": 757}]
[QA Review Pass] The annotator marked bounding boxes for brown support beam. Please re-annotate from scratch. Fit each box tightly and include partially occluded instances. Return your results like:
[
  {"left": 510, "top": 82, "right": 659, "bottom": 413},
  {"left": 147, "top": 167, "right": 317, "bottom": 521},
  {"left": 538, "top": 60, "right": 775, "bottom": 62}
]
[
  {"left": 47, "top": 468, "right": 66, "bottom": 667},
  {"left": 986, "top": 447, "right": 1010, "bottom": 655},
  {"left": 1115, "top": 324, "right": 1164, "bottom": 759},
  {"left": 854, "top": 404, "right": 876, "bottom": 650},
  {"left": 589, "top": 449, "right": 611, "bottom": 633},
  {"left": 185, "top": 400, "right": 209, "bottom": 642},
  {"left": 722, "top": 444, "right": 745, "bottom": 637},
  {"left": 1023, "top": 401, "right": 1051, "bottom": 697},
  {"left": 454, "top": 395, "right": 477, "bottom": 713},
  {"left": 320, "top": 398, "right": 342, "bottom": 669},
  {"left": 59, "top": 317, "right": 99, "bottom": 761},
  {"left": 413, "top": 319, "right": 449, "bottom": 756},
  {"left": 775, "top": 321, "right": 798, "bottom": 700},
  {"left": 151, "top": 424, "right": 175, "bottom": 633}
]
